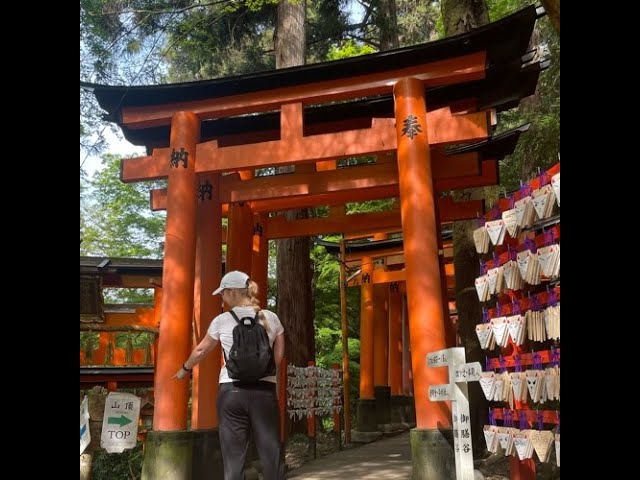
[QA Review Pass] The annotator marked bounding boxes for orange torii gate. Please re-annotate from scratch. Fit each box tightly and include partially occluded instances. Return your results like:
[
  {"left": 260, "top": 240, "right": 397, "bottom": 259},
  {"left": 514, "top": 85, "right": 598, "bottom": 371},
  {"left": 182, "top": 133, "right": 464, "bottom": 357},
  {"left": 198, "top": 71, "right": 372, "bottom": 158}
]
[{"left": 82, "top": 5, "right": 545, "bottom": 479}]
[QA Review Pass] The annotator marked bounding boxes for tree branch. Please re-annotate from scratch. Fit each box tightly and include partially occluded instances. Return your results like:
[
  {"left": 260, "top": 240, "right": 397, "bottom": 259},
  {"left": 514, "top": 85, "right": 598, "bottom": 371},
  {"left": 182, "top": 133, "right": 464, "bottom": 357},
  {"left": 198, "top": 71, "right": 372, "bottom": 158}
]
[
  {"left": 96, "top": 0, "right": 233, "bottom": 17},
  {"left": 346, "top": 33, "right": 379, "bottom": 50}
]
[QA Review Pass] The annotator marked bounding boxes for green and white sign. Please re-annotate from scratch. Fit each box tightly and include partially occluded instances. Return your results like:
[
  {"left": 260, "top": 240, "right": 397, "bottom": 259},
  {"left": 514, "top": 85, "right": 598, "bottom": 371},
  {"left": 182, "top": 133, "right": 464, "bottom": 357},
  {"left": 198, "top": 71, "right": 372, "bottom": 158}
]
[
  {"left": 80, "top": 396, "right": 90, "bottom": 455},
  {"left": 100, "top": 392, "right": 140, "bottom": 453}
]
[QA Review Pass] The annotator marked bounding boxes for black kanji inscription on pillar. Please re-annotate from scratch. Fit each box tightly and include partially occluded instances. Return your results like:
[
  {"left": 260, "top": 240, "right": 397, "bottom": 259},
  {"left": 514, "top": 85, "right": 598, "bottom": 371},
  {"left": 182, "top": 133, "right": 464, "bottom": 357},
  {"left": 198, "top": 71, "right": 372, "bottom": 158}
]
[
  {"left": 401, "top": 114, "right": 423, "bottom": 140},
  {"left": 170, "top": 147, "right": 188, "bottom": 168},
  {"left": 197, "top": 180, "right": 213, "bottom": 201}
]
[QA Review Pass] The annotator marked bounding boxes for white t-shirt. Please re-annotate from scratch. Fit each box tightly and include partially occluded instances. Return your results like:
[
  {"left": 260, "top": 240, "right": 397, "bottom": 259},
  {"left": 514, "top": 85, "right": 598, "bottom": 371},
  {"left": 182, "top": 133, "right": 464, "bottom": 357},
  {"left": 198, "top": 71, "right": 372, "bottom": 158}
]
[{"left": 207, "top": 306, "right": 284, "bottom": 384}]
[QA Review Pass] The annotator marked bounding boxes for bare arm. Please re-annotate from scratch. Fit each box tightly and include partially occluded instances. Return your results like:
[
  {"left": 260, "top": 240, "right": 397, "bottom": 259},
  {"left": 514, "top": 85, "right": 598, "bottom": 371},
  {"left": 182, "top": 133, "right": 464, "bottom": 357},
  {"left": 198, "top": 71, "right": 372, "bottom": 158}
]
[
  {"left": 273, "top": 333, "right": 285, "bottom": 367},
  {"left": 173, "top": 334, "right": 219, "bottom": 380}
]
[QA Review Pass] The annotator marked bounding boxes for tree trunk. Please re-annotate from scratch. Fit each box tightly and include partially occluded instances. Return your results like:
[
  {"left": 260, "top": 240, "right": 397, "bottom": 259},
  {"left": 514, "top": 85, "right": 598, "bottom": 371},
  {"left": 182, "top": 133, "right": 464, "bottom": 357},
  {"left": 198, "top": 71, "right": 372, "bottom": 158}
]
[
  {"left": 274, "top": 0, "right": 313, "bottom": 368},
  {"left": 276, "top": 212, "right": 314, "bottom": 366},
  {"left": 374, "top": 0, "right": 400, "bottom": 50},
  {"left": 541, "top": 0, "right": 559, "bottom": 35},
  {"left": 441, "top": 0, "right": 488, "bottom": 36},
  {"left": 275, "top": 0, "right": 306, "bottom": 69},
  {"left": 452, "top": 208, "right": 488, "bottom": 457},
  {"left": 441, "top": 0, "right": 490, "bottom": 458}
]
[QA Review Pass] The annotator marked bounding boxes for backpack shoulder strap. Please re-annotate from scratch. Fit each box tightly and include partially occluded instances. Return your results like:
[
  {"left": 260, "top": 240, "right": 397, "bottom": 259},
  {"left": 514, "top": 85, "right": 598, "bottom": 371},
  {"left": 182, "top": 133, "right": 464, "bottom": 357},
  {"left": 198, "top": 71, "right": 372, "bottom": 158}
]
[{"left": 229, "top": 310, "right": 242, "bottom": 324}]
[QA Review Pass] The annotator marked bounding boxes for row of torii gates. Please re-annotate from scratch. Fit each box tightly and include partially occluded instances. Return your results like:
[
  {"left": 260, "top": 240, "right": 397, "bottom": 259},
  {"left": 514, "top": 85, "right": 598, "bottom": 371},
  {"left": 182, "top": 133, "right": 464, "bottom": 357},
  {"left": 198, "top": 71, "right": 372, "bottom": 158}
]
[{"left": 83, "top": 5, "right": 546, "bottom": 479}]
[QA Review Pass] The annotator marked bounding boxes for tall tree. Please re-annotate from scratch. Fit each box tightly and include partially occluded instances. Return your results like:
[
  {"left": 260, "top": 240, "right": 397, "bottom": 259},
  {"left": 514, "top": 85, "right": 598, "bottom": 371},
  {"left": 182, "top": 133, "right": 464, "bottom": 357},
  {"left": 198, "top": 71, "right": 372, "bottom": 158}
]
[
  {"left": 441, "top": 0, "right": 489, "bottom": 34},
  {"left": 441, "top": 0, "right": 490, "bottom": 458},
  {"left": 488, "top": 0, "right": 560, "bottom": 189},
  {"left": 274, "top": 0, "right": 316, "bottom": 370},
  {"left": 373, "top": 0, "right": 400, "bottom": 49},
  {"left": 540, "top": 0, "right": 559, "bottom": 35},
  {"left": 81, "top": 154, "right": 166, "bottom": 259}
]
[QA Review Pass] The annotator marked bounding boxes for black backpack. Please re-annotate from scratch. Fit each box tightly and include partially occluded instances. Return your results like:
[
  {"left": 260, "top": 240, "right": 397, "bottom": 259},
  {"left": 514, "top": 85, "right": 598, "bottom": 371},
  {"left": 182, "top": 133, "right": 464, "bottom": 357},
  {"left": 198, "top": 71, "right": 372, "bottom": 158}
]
[{"left": 224, "top": 310, "right": 276, "bottom": 383}]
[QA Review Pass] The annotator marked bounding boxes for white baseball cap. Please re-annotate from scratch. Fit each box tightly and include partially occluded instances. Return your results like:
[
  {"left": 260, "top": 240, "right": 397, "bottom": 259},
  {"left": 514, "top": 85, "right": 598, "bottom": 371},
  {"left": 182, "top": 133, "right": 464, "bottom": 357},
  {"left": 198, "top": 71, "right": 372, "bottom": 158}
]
[{"left": 212, "top": 270, "right": 250, "bottom": 295}]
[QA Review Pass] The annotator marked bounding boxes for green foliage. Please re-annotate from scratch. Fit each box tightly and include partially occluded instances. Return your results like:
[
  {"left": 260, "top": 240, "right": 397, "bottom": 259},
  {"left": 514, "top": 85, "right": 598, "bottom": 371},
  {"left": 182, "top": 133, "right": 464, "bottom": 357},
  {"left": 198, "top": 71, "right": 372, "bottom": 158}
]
[
  {"left": 311, "top": 239, "right": 362, "bottom": 409},
  {"left": 316, "top": 326, "right": 341, "bottom": 357},
  {"left": 306, "top": 0, "right": 351, "bottom": 62},
  {"left": 80, "top": 332, "right": 99, "bottom": 351},
  {"left": 326, "top": 39, "right": 376, "bottom": 60},
  {"left": 115, "top": 332, "right": 156, "bottom": 350},
  {"left": 81, "top": 154, "right": 166, "bottom": 258},
  {"left": 91, "top": 442, "right": 144, "bottom": 480},
  {"left": 164, "top": 2, "right": 277, "bottom": 81},
  {"left": 488, "top": 0, "right": 560, "bottom": 191},
  {"left": 434, "top": 12, "right": 445, "bottom": 39},
  {"left": 311, "top": 242, "right": 361, "bottom": 340},
  {"left": 103, "top": 288, "right": 154, "bottom": 304},
  {"left": 237, "top": 0, "right": 280, "bottom": 12},
  {"left": 486, "top": 0, "right": 528, "bottom": 21},
  {"left": 346, "top": 198, "right": 397, "bottom": 214},
  {"left": 397, "top": 0, "right": 442, "bottom": 44}
]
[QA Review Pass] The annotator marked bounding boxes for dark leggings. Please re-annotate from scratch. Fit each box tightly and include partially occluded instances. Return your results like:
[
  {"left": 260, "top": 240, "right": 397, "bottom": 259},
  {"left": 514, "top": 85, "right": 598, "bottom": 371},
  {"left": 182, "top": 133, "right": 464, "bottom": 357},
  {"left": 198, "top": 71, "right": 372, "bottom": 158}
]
[{"left": 217, "top": 381, "right": 284, "bottom": 480}]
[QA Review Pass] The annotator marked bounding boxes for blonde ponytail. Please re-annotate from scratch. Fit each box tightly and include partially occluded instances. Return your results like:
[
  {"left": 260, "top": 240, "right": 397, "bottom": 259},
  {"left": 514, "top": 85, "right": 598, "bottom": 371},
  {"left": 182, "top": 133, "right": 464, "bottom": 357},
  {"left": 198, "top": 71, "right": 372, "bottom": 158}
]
[{"left": 247, "top": 280, "right": 269, "bottom": 333}]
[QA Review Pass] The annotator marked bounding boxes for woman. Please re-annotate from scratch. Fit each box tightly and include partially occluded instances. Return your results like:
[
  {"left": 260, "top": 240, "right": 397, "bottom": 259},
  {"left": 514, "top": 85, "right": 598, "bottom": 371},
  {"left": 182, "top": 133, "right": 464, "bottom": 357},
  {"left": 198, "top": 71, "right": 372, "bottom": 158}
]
[{"left": 174, "top": 270, "right": 285, "bottom": 480}]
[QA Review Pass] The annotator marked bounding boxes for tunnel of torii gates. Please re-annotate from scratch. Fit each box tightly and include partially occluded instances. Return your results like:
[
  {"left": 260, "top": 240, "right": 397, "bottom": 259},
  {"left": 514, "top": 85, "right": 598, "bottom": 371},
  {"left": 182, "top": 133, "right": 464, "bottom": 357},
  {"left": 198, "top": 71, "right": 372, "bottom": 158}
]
[{"left": 83, "top": 5, "right": 546, "bottom": 478}]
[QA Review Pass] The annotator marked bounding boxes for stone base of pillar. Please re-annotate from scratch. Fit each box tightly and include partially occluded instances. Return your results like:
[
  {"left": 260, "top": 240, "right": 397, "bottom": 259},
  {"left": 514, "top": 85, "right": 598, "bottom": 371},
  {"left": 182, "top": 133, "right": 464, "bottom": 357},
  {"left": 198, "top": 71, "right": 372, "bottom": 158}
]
[
  {"left": 142, "top": 431, "right": 193, "bottom": 480},
  {"left": 410, "top": 428, "right": 456, "bottom": 480},
  {"left": 390, "top": 394, "right": 411, "bottom": 423},
  {"left": 80, "top": 452, "right": 92, "bottom": 480},
  {"left": 356, "top": 398, "right": 378, "bottom": 432},
  {"left": 377, "top": 422, "right": 413, "bottom": 434},
  {"left": 192, "top": 429, "right": 223, "bottom": 480},
  {"left": 374, "top": 385, "right": 391, "bottom": 426},
  {"left": 405, "top": 396, "right": 416, "bottom": 424},
  {"left": 350, "top": 429, "right": 384, "bottom": 443}
]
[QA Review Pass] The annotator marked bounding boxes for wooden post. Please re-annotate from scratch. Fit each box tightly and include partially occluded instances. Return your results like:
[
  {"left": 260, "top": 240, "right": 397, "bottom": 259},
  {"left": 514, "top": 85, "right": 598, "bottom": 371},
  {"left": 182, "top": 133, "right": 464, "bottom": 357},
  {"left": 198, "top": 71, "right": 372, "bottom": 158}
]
[
  {"left": 153, "top": 111, "right": 200, "bottom": 431},
  {"left": 332, "top": 363, "right": 342, "bottom": 450},
  {"left": 510, "top": 343, "right": 536, "bottom": 480},
  {"left": 339, "top": 240, "right": 351, "bottom": 444},
  {"left": 388, "top": 284, "right": 403, "bottom": 396},
  {"left": 152, "top": 287, "right": 161, "bottom": 369},
  {"left": 373, "top": 268, "right": 391, "bottom": 428},
  {"left": 401, "top": 292, "right": 412, "bottom": 396},
  {"left": 191, "top": 173, "right": 223, "bottom": 429},
  {"left": 373, "top": 282, "right": 389, "bottom": 387},
  {"left": 394, "top": 77, "right": 450, "bottom": 430},
  {"left": 359, "top": 255, "right": 375, "bottom": 400},
  {"left": 307, "top": 360, "right": 317, "bottom": 459},
  {"left": 226, "top": 202, "right": 254, "bottom": 275},
  {"left": 93, "top": 332, "right": 109, "bottom": 365},
  {"left": 251, "top": 213, "right": 269, "bottom": 308}
]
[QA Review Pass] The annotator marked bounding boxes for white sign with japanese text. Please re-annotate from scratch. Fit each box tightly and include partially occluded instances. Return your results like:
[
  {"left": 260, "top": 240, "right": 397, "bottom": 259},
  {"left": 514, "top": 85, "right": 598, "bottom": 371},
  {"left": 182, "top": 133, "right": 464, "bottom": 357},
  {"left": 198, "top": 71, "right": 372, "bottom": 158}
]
[
  {"left": 100, "top": 392, "right": 140, "bottom": 453},
  {"left": 453, "top": 362, "right": 483, "bottom": 383},
  {"left": 427, "top": 347, "right": 475, "bottom": 480},
  {"left": 429, "top": 384, "right": 453, "bottom": 401},
  {"left": 427, "top": 349, "right": 451, "bottom": 368},
  {"left": 80, "top": 396, "right": 91, "bottom": 455}
]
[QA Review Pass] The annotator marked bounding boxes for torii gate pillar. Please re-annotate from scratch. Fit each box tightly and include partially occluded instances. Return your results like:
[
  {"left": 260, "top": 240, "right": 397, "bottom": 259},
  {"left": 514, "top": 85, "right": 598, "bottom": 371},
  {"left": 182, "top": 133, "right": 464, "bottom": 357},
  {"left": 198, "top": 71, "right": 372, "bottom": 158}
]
[
  {"left": 142, "top": 112, "right": 200, "bottom": 480},
  {"left": 394, "top": 78, "right": 454, "bottom": 479}
]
